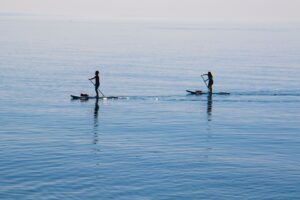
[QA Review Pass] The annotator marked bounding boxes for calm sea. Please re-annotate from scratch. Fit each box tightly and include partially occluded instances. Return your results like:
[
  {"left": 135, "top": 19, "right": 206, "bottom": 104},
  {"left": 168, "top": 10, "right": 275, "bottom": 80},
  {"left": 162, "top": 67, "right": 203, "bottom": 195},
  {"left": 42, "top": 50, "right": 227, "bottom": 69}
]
[{"left": 0, "top": 19, "right": 300, "bottom": 199}]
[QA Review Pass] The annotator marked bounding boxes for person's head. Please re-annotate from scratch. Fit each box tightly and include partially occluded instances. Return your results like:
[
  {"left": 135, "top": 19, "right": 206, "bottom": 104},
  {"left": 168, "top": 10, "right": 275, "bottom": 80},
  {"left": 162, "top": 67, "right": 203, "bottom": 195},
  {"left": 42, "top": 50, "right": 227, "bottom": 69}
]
[
  {"left": 208, "top": 71, "right": 212, "bottom": 76},
  {"left": 95, "top": 71, "right": 99, "bottom": 75}
]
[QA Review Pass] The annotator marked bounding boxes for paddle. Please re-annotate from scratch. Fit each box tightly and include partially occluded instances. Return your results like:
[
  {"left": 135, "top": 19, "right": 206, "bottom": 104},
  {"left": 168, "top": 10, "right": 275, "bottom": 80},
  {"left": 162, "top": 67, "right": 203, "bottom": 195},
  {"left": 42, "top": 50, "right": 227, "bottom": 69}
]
[
  {"left": 201, "top": 75, "right": 209, "bottom": 89},
  {"left": 89, "top": 79, "right": 105, "bottom": 97}
]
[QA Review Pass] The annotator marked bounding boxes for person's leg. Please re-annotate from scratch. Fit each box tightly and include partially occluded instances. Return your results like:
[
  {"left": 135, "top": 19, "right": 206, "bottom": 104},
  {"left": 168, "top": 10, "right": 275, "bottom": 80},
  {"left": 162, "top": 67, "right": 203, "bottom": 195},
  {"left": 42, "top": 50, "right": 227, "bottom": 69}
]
[
  {"left": 95, "top": 85, "right": 99, "bottom": 97},
  {"left": 208, "top": 81, "right": 213, "bottom": 93}
]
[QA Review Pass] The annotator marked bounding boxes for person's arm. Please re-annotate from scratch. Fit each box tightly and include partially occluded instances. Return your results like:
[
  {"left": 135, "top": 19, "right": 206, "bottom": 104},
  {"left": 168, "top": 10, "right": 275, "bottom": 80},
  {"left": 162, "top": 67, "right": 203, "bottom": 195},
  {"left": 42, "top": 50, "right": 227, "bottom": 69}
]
[
  {"left": 89, "top": 76, "right": 95, "bottom": 80},
  {"left": 201, "top": 74, "right": 208, "bottom": 81}
]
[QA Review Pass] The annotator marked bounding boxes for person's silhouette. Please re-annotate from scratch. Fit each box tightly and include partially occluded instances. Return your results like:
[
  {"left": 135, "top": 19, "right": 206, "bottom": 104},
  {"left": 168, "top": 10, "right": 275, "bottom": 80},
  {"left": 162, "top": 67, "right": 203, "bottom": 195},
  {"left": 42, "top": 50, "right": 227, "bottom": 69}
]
[
  {"left": 89, "top": 71, "right": 100, "bottom": 97},
  {"left": 202, "top": 71, "right": 214, "bottom": 93}
]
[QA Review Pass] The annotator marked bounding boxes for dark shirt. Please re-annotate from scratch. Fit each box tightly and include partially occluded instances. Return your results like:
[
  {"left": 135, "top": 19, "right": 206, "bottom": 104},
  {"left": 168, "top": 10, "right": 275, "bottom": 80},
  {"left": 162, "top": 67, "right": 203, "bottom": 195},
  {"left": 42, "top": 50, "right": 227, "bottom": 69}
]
[
  {"left": 95, "top": 75, "right": 100, "bottom": 86},
  {"left": 208, "top": 73, "right": 213, "bottom": 81}
]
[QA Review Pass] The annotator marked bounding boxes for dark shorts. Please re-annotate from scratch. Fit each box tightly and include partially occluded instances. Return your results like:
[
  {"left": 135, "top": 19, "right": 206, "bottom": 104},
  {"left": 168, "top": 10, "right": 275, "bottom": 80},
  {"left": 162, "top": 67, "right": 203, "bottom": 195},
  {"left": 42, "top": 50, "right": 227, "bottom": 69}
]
[{"left": 208, "top": 80, "right": 213, "bottom": 87}]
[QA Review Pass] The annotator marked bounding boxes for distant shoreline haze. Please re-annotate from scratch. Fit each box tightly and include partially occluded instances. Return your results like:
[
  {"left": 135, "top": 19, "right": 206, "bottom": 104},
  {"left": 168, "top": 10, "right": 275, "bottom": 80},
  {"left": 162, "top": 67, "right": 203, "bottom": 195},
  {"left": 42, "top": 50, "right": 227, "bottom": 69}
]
[{"left": 1, "top": 0, "right": 300, "bottom": 23}]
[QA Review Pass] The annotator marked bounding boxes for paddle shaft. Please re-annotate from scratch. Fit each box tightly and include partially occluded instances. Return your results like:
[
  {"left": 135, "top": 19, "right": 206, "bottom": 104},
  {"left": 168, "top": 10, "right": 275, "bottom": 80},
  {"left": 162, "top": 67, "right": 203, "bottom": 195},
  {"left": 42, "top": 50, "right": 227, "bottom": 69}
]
[{"left": 89, "top": 79, "right": 105, "bottom": 97}]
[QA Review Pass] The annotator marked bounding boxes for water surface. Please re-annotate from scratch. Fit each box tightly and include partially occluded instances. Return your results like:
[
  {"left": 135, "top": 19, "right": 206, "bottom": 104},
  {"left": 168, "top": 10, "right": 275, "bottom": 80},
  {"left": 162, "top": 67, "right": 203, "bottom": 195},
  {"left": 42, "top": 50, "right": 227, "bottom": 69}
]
[{"left": 0, "top": 19, "right": 300, "bottom": 199}]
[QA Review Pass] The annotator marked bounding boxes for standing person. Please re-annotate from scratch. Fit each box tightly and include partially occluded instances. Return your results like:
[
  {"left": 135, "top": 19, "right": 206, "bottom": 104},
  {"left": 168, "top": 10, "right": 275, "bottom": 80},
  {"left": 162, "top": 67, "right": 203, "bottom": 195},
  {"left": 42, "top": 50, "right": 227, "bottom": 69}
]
[
  {"left": 89, "top": 71, "right": 100, "bottom": 97},
  {"left": 202, "top": 71, "right": 214, "bottom": 93}
]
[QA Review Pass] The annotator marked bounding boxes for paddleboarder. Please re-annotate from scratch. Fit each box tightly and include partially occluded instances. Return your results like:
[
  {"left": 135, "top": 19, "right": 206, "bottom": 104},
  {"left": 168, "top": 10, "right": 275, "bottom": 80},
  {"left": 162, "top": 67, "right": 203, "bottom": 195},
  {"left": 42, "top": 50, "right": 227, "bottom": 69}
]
[
  {"left": 89, "top": 71, "right": 100, "bottom": 97},
  {"left": 202, "top": 71, "right": 214, "bottom": 93}
]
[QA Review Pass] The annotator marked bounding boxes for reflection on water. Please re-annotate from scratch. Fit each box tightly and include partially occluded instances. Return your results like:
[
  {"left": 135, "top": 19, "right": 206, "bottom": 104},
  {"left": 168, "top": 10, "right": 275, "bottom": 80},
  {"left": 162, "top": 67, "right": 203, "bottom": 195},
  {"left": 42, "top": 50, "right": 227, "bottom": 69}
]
[
  {"left": 207, "top": 93, "right": 212, "bottom": 121},
  {"left": 94, "top": 99, "right": 99, "bottom": 119},
  {"left": 205, "top": 93, "right": 213, "bottom": 158},
  {"left": 93, "top": 99, "right": 99, "bottom": 145}
]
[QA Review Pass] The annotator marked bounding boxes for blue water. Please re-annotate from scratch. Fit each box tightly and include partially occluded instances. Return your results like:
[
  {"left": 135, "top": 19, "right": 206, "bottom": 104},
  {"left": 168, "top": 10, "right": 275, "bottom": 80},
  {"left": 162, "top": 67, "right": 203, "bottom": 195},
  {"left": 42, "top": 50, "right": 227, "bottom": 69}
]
[{"left": 1, "top": 19, "right": 300, "bottom": 199}]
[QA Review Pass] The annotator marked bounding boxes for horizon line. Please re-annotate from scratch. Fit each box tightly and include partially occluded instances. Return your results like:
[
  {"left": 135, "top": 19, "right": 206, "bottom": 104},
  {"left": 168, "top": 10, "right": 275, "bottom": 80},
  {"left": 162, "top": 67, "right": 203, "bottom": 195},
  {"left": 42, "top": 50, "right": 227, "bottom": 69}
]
[{"left": 1, "top": 12, "right": 300, "bottom": 24}]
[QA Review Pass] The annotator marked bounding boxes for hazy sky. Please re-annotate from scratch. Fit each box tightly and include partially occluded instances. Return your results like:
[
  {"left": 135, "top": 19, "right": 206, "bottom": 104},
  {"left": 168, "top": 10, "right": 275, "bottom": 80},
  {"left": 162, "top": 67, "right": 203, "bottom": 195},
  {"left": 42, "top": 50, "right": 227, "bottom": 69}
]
[{"left": 1, "top": 0, "right": 300, "bottom": 22}]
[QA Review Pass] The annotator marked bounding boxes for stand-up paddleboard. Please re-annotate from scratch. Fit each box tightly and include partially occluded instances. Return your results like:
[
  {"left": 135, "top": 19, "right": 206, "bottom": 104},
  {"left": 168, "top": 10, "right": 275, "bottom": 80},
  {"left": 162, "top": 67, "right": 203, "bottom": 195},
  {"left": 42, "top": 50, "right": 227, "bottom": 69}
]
[
  {"left": 186, "top": 90, "right": 230, "bottom": 95},
  {"left": 71, "top": 95, "right": 118, "bottom": 100}
]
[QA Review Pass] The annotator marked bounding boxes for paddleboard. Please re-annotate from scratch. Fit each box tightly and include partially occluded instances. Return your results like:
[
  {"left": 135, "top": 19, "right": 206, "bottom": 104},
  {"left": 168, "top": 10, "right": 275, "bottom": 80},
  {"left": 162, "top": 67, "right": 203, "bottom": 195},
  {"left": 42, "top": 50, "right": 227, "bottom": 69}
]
[
  {"left": 71, "top": 95, "right": 118, "bottom": 100},
  {"left": 186, "top": 90, "right": 230, "bottom": 95}
]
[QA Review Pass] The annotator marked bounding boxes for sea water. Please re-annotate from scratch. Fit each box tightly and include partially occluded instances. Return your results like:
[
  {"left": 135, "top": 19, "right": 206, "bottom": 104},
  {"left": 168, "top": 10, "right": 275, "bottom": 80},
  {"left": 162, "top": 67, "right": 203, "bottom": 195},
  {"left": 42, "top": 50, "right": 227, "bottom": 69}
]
[{"left": 0, "top": 19, "right": 300, "bottom": 199}]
